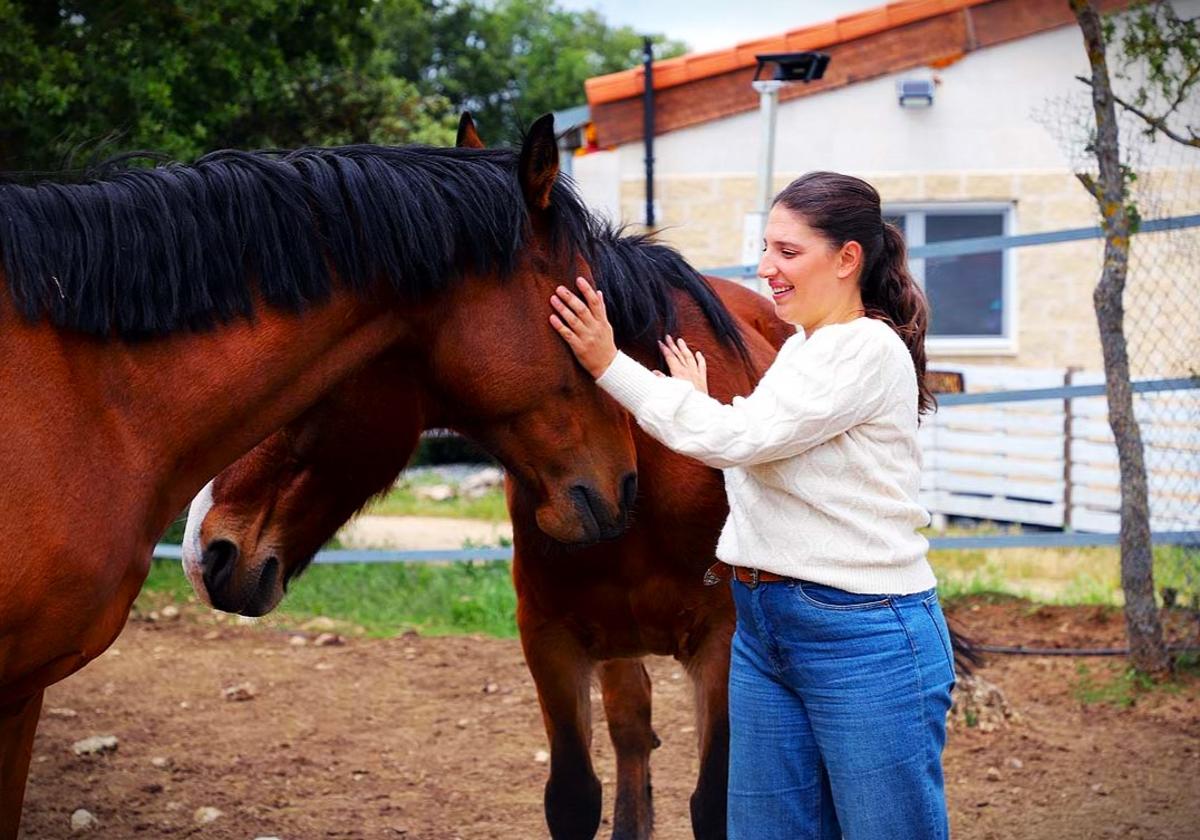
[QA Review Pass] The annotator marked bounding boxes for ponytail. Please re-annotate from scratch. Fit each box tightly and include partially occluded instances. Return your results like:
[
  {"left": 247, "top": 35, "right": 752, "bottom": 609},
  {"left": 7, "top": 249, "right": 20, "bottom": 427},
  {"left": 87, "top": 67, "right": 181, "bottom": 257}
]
[
  {"left": 863, "top": 222, "right": 935, "bottom": 415},
  {"left": 773, "top": 172, "right": 935, "bottom": 416}
]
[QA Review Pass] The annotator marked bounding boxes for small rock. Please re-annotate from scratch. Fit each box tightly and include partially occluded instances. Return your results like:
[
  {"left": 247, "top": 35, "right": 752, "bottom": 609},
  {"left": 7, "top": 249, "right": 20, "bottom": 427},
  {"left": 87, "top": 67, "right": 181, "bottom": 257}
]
[
  {"left": 314, "top": 632, "right": 344, "bottom": 647},
  {"left": 147, "top": 611, "right": 160, "bottom": 622},
  {"left": 289, "top": 635, "right": 309, "bottom": 646},
  {"left": 193, "top": 806, "right": 223, "bottom": 824},
  {"left": 71, "top": 809, "right": 98, "bottom": 831},
  {"left": 456, "top": 718, "right": 471, "bottom": 729},
  {"left": 460, "top": 467, "right": 504, "bottom": 499},
  {"left": 415, "top": 483, "right": 455, "bottom": 501},
  {"left": 202, "top": 630, "right": 221, "bottom": 641},
  {"left": 46, "top": 707, "right": 78, "bottom": 718},
  {"left": 178, "top": 701, "right": 191, "bottom": 710},
  {"left": 482, "top": 682, "right": 500, "bottom": 694},
  {"left": 315, "top": 662, "right": 334, "bottom": 671},
  {"left": 534, "top": 749, "right": 550, "bottom": 764},
  {"left": 140, "top": 782, "right": 164, "bottom": 794},
  {"left": 72, "top": 735, "right": 118, "bottom": 756},
  {"left": 986, "top": 766, "right": 1002, "bottom": 782},
  {"left": 160, "top": 604, "right": 180, "bottom": 620},
  {"left": 1090, "top": 783, "right": 1108, "bottom": 796},
  {"left": 1006, "top": 757, "right": 1024, "bottom": 770},
  {"left": 221, "top": 683, "right": 256, "bottom": 702},
  {"left": 150, "top": 756, "right": 172, "bottom": 769}
]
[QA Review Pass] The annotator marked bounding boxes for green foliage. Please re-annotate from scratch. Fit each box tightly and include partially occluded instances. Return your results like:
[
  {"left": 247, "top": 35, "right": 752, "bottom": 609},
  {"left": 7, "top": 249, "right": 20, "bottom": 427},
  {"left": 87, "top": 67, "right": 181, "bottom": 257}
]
[
  {"left": 1116, "top": 1, "right": 1199, "bottom": 110},
  {"left": 139, "top": 557, "right": 518, "bottom": 636},
  {"left": 409, "top": 433, "right": 497, "bottom": 467},
  {"left": 1073, "top": 661, "right": 1171, "bottom": 707},
  {"left": 364, "top": 482, "right": 510, "bottom": 520},
  {"left": 1109, "top": 1, "right": 1200, "bottom": 146},
  {"left": 0, "top": 0, "right": 686, "bottom": 170},
  {"left": 419, "top": 0, "right": 685, "bottom": 144}
]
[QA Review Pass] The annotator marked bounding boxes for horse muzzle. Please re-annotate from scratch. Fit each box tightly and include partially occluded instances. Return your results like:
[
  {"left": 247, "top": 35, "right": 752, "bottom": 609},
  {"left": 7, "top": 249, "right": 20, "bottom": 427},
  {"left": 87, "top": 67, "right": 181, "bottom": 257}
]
[{"left": 198, "top": 539, "right": 282, "bottom": 616}]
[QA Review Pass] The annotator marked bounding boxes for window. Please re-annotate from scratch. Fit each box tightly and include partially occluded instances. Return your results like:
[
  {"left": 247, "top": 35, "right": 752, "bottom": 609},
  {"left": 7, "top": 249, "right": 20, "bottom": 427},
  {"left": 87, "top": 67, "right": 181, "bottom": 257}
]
[{"left": 884, "top": 204, "right": 1015, "bottom": 354}]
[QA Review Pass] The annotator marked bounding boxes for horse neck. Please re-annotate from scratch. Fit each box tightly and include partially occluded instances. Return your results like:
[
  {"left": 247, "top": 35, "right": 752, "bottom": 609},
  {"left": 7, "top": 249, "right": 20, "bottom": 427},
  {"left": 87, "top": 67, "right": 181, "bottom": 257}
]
[{"left": 0, "top": 289, "right": 410, "bottom": 547}]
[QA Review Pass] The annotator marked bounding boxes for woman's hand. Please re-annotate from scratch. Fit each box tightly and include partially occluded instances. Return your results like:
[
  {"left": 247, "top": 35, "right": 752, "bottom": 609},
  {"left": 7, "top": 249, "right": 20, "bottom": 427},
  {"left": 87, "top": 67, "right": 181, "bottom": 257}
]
[
  {"left": 657, "top": 335, "right": 708, "bottom": 395},
  {"left": 549, "top": 276, "right": 618, "bottom": 379}
]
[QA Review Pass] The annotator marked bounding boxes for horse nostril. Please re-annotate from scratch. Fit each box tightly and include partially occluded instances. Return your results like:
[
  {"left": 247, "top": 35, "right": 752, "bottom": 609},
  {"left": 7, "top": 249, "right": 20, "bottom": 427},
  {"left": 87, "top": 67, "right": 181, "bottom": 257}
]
[
  {"left": 201, "top": 538, "right": 239, "bottom": 595},
  {"left": 568, "top": 484, "right": 604, "bottom": 534},
  {"left": 620, "top": 472, "right": 638, "bottom": 514}
]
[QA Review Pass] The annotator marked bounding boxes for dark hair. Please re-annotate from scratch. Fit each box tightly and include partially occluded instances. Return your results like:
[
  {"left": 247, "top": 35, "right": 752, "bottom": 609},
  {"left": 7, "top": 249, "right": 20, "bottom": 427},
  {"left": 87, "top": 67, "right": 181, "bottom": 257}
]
[{"left": 772, "top": 171, "right": 934, "bottom": 415}]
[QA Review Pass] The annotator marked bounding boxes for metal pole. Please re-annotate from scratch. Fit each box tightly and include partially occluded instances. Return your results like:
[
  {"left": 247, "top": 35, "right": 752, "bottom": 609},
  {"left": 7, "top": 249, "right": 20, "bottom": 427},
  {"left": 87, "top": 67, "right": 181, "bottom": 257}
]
[
  {"left": 741, "top": 80, "right": 782, "bottom": 292},
  {"left": 642, "top": 36, "right": 655, "bottom": 227}
]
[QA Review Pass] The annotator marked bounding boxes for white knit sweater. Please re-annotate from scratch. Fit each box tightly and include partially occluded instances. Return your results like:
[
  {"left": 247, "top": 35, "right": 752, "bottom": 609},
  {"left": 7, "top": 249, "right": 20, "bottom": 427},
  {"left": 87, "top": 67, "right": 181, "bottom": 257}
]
[{"left": 595, "top": 317, "right": 936, "bottom": 595}]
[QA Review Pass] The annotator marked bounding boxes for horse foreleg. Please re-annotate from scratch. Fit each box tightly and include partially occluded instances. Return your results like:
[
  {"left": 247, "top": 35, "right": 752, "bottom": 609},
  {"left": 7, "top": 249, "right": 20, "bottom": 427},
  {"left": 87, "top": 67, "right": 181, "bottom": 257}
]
[
  {"left": 598, "top": 658, "right": 658, "bottom": 840},
  {"left": 0, "top": 690, "right": 44, "bottom": 840},
  {"left": 521, "top": 623, "right": 602, "bottom": 840},
  {"left": 682, "top": 623, "right": 733, "bottom": 840}
]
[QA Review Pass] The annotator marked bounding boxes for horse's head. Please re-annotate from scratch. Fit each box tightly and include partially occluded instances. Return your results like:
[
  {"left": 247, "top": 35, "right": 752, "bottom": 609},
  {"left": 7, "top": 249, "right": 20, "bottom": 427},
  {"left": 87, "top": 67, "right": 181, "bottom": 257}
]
[{"left": 182, "top": 115, "right": 638, "bottom": 615}]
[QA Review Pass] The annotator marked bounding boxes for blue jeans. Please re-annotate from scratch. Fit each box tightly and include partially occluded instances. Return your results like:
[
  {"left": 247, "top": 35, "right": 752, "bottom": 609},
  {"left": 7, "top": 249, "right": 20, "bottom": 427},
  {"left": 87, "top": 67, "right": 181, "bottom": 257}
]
[{"left": 727, "top": 579, "right": 955, "bottom": 839}]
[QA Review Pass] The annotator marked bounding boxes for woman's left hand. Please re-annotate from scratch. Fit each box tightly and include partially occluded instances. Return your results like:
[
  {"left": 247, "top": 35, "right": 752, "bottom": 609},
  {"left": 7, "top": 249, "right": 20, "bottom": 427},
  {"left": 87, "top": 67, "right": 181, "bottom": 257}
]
[
  {"left": 550, "top": 276, "right": 618, "bottom": 379},
  {"left": 658, "top": 335, "right": 708, "bottom": 395}
]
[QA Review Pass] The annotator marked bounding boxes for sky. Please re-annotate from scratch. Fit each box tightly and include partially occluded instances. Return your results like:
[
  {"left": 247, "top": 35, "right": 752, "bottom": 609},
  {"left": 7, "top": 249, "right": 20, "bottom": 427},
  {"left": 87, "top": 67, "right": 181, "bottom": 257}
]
[{"left": 554, "top": 0, "right": 885, "bottom": 53}]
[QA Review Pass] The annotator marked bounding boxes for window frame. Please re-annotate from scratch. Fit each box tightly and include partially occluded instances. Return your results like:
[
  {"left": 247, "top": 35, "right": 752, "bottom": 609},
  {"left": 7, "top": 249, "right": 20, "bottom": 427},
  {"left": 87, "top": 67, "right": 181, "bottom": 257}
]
[{"left": 883, "top": 201, "right": 1018, "bottom": 356}]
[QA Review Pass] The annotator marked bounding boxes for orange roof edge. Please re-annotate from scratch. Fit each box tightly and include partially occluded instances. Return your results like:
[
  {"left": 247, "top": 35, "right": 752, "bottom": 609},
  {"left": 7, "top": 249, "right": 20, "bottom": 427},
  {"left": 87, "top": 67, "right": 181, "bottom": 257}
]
[{"left": 586, "top": 0, "right": 993, "bottom": 106}]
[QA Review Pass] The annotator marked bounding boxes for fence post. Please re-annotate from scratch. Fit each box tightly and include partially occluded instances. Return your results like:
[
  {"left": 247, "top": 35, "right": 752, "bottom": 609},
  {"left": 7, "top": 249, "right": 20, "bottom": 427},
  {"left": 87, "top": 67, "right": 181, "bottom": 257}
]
[{"left": 1063, "top": 366, "right": 1080, "bottom": 530}]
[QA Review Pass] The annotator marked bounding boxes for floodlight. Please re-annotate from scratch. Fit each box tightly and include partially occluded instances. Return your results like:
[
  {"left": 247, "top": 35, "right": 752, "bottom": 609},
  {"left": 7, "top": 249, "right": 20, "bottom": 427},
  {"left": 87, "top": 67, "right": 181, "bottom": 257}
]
[{"left": 753, "top": 52, "right": 830, "bottom": 84}]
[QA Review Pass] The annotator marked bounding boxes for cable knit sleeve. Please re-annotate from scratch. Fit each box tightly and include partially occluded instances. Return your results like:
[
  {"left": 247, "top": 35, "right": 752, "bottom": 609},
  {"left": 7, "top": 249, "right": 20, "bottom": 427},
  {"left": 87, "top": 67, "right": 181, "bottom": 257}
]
[{"left": 595, "top": 321, "right": 902, "bottom": 469}]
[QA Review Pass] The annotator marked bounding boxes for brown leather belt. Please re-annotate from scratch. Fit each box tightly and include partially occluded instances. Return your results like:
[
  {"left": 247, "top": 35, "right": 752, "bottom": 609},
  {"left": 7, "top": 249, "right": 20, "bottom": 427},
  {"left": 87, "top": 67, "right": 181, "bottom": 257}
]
[{"left": 703, "top": 561, "right": 792, "bottom": 589}]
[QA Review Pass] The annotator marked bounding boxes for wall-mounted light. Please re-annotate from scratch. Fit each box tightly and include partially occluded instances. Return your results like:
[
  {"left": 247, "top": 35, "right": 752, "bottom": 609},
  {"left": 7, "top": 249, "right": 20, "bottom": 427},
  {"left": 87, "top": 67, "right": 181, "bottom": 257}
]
[
  {"left": 753, "top": 51, "right": 830, "bottom": 83},
  {"left": 897, "top": 78, "right": 935, "bottom": 108}
]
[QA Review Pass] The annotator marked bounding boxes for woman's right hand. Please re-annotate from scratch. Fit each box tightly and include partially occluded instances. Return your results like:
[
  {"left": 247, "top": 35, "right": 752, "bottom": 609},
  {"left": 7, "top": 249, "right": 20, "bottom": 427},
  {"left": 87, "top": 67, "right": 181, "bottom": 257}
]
[{"left": 656, "top": 335, "right": 708, "bottom": 395}]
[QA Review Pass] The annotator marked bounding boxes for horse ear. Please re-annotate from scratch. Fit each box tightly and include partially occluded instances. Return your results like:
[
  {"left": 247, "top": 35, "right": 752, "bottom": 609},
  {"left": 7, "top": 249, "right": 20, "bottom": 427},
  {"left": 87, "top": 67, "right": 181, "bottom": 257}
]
[
  {"left": 456, "top": 112, "right": 486, "bottom": 149},
  {"left": 519, "top": 113, "right": 559, "bottom": 211}
]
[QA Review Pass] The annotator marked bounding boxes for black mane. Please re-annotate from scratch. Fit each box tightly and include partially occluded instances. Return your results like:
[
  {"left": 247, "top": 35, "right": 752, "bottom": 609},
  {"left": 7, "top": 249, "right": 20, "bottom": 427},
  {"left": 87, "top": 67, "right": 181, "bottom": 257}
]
[
  {"left": 590, "top": 223, "right": 750, "bottom": 364},
  {"left": 0, "top": 143, "right": 746, "bottom": 357}
]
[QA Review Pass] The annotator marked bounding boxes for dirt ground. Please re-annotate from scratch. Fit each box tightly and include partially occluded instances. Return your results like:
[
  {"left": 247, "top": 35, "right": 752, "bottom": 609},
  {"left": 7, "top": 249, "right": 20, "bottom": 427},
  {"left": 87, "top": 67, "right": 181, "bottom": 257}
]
[{"left": 20, "top": 600, "right": 1200, "bottom": 840}]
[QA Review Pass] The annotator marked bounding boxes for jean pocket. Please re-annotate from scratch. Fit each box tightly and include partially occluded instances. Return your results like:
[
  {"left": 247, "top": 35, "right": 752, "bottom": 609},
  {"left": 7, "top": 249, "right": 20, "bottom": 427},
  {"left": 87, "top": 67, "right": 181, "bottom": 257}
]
[
  {"left": 795, "top": 581, "right": 892, "bottom": 611},
  {"left": 923, "top": 598, "right": 956, "bottom": 682}
]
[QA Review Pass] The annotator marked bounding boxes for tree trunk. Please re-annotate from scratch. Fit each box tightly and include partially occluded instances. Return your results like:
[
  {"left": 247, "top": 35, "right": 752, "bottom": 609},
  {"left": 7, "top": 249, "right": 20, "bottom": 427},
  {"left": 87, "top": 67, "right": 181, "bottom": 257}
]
[{"left": 1071, "top": 0, "right": 1169, "bottom": 675}]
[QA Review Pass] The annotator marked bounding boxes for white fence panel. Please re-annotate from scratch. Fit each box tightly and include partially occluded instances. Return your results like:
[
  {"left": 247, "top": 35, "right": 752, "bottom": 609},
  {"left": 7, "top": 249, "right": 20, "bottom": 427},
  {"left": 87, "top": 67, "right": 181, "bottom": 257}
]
[{"left": 922, "top": 366, "right": 1198, "bottom": 533}]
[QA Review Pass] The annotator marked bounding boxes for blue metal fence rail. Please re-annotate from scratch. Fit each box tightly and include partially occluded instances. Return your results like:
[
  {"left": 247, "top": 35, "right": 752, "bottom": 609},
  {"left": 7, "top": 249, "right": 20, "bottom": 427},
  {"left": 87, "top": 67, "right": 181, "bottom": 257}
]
[{"left": 702, "top": 212, "right": 1200, "bottom": 278}]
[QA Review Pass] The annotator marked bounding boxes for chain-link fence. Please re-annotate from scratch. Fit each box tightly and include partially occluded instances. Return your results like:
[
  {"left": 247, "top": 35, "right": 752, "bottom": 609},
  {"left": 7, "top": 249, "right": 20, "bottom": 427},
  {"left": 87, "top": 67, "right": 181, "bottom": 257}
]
[{"left": 1034, "top": 41, "right": 1200, "bottom": 608}]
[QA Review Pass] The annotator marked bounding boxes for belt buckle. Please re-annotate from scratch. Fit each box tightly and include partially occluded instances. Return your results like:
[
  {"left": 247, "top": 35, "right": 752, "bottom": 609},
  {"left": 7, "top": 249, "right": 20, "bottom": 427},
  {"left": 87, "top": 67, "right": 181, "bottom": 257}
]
[{"left": 746, "top": 568, "right": 759, "bottom": 590}]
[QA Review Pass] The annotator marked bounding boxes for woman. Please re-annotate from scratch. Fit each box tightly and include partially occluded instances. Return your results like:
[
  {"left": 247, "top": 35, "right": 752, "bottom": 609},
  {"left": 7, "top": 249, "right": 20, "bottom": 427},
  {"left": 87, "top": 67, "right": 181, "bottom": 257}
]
[{"left": 549, "top": 171, "right": 954, "bottom": 839}]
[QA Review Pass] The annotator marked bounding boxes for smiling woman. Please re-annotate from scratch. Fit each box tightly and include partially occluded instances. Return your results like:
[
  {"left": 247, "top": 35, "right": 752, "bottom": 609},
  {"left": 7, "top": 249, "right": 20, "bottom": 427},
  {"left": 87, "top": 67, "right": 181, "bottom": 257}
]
[{"left": 550, "top": 170, "right": 954, "bottom": 840}]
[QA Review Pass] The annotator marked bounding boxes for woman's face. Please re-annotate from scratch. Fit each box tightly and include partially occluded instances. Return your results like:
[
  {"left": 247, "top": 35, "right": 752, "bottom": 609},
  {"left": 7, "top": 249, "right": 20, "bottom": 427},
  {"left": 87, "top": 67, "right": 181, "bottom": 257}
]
[{"left": 757, "top": 205, "right": 861, "bottom": 331}]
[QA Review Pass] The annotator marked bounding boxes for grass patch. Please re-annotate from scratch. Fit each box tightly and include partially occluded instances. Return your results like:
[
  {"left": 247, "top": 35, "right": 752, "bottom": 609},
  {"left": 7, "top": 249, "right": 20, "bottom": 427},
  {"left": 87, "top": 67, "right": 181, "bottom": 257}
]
[
  {"left": 138, "top": 557, "right": 517, "bottom": 638},
  {"left": 1072, "top": 661, "right": 1180, "bottom": 707},
  {"left": 363, "top": 480, "right": 509, "bottom": 521},
  {"left": 928, "top": 531, "right": 1197, "bottom": 607}
]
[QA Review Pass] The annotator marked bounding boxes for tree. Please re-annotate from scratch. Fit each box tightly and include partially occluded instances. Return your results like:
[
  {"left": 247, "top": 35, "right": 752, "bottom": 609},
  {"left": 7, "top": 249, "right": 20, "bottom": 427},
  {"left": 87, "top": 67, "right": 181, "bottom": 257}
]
[
  {"left": 1068, "top": 0, "right": 1199, "bottom": 675},
  {"left": 412, "top": 0, "right": 686, "bottom": 144},
  {"left": 0, "top": 0, "right": 456, "bottom": 170}
]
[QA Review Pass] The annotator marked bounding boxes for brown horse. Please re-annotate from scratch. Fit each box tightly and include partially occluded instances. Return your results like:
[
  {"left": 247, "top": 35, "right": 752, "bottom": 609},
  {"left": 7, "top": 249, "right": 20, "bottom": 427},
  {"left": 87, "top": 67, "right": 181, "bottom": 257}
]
[
  {"left": 184, "top": 206, "right": 794, "bottom": 838},
  {"left": 0, "top": 117, "right": 640, "bottom": 837}
]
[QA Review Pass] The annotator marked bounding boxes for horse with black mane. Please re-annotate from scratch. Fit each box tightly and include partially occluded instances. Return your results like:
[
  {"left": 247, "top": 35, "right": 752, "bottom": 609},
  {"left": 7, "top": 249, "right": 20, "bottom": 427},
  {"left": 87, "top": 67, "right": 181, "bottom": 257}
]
[
  {"left": 178, "top": 114, "right": 785, "bottom": 840},
  {"left": 0, "top": 116, "right": 641, "bottom": 837}
]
